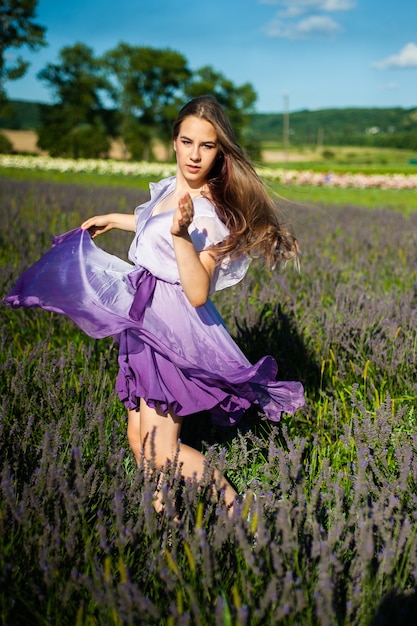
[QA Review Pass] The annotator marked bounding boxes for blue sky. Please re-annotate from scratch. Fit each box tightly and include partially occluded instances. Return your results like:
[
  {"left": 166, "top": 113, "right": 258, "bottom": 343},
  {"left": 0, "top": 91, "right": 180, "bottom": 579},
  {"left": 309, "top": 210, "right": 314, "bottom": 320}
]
[{"left": 6, "top": 0, "right": 417, "bottom": 113}]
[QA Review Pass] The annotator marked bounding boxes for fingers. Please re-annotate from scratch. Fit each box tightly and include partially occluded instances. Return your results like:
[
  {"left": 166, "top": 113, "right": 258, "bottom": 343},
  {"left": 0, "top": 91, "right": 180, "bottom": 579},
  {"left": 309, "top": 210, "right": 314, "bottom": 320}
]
[
  {"left": 178, "top": 193, "right": 194, "bottom": 228},
  {"left": 81, "top": 216, "right": 109, "bottom": 238},
  {"left": 171, "top": 193, "right": 195, "bottom": 237},
  {"left": 81, "top": 217, "right": 97, "bottom": 230}
]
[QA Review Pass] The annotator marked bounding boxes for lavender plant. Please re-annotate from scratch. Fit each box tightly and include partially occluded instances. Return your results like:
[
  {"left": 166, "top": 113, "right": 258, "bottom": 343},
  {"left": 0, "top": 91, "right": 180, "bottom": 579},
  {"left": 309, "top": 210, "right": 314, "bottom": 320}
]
[{"left": 1, "top": 176, "right": 416, "bottom": 625}]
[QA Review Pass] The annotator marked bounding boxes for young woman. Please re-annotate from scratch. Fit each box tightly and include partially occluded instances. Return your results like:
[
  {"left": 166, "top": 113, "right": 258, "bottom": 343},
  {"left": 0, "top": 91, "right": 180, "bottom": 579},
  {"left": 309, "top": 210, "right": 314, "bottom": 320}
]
[{"left": 4, "top": 96, "right": 305, "bottom": 510}]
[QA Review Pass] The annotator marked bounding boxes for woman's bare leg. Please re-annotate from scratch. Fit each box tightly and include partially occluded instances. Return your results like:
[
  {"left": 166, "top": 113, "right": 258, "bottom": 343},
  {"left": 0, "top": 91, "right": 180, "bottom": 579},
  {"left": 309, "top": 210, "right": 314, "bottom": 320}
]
[
  {"left": 127, "top": 408, "right": 142, "bottom": 465},
  {"left": 139, "top": 398, "right": 237, "bottom": 510}
]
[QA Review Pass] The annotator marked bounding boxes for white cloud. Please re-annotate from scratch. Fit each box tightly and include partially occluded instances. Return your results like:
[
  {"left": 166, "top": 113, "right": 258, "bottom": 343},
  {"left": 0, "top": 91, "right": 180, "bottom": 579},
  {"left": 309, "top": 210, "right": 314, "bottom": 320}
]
[
  {"left": 265, "top": 15, "right": 343, "bottom": 39},
  {"left": 260, "top": 0, "right": 355, "bottom": 16},
  {"left": 380, "top": 82, "right": 399, "bottom": 91},
  {"left": 373, "top": 43, "right": 417, "bottom": 69},
  {"left": 262, "top": 0, "right": 353, "bottom": 40}
]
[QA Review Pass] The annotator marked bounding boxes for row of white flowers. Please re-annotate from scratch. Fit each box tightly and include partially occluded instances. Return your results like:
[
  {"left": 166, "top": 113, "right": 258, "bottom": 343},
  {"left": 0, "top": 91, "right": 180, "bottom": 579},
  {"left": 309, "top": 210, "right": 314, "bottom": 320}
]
[
  {"left": 0, "top": 155, "right": 176, "bottom": 179},
  {"left": 2, "top": 154, "right": 417, "bottom": 190},
  {"left": 259, "top": 167, "right": 417, "bottom": 190}
]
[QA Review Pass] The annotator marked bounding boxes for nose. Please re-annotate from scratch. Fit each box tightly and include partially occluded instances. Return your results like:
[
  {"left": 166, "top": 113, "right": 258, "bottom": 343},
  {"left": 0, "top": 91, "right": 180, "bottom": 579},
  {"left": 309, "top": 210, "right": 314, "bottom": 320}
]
[{"left": 190, "top": 146, "right": 201, "bottom": 162}]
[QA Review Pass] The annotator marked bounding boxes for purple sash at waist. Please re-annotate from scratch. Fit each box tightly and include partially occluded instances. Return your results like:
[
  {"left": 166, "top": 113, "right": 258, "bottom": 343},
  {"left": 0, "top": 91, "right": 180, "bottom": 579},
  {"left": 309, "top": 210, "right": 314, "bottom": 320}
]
[{"left": 128, "top": 268, "right": 157, "bottom": 323}]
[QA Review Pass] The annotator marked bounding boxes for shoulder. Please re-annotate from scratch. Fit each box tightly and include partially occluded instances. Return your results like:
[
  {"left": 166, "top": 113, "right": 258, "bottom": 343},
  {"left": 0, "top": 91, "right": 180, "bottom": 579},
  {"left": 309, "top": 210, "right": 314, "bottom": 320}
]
[
  {"left": 149, "top": 175, "right": 176, "bottom": 200},
  {"left": 189, "top": 197, "right": 230, "bottom": 251},
  {"left": 193, "top": 195, "right": 221, "bottom": 219},
  {"left": 192, "top": 196, "right": 228, "bottom": 235}
]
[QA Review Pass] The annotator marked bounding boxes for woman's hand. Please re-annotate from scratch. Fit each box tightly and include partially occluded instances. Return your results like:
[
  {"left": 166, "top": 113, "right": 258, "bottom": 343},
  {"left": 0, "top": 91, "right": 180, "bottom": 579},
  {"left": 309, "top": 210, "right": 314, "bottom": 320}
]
[
  {"left": 81, "top": 213, "right": 136, "bottom": 237},
  {"left": 81, "top": 215, "right": 114, "bottom": 238},
  {"left": 171, "top": 193, "right": 194, "bottom": 237}
]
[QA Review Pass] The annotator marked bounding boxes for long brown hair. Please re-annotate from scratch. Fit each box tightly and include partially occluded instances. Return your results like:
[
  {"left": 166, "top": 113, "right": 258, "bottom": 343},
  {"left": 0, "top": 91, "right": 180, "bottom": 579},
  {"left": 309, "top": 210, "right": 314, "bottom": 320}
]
[{"left": 173, "top": 96, "right": 299, "bottom": 268}]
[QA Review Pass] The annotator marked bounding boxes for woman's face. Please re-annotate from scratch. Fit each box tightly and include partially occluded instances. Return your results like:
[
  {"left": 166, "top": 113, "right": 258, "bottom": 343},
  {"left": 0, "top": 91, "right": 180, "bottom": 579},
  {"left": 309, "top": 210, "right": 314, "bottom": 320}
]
[{"left": 173, "top": 115, "right": 220, "bottom": 189}]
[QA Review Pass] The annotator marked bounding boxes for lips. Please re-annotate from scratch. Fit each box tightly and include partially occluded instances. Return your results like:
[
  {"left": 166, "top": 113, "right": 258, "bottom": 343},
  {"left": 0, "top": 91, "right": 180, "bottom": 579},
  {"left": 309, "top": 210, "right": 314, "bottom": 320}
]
[{"left": 186, "top": 164, "right": 200, "bottom": 173}]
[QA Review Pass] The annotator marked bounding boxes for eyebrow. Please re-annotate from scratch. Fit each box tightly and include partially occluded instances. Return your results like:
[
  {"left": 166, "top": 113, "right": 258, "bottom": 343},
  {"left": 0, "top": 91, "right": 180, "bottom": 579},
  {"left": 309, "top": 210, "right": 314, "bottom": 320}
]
[{"left": 180, "top": 134, "right": 217, "bottom": 146}]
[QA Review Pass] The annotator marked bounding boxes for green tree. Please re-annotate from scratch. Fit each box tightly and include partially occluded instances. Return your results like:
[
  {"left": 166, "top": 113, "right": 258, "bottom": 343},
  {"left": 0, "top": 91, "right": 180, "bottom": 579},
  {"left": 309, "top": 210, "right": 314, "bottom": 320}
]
[
  {"left": 0, "top": 0, "right": 46, "bottom": 105},
  {"left": 37, "top": 42, "right": 112, "bottom": 158},
  {"left": 0, "top": 130, "right": 12, "bottom": 153},
  {"left": 184, "top": 66, "right": 259, "bottom": 158},
  {"left": 37, "top": 104, "right": 110, "bottom": 158},
  {"left": 102, "top": 43, "right": 191, "bottom": 159},
  {"left": 185, "top": 66, "right": 257, "bottom": 139}
]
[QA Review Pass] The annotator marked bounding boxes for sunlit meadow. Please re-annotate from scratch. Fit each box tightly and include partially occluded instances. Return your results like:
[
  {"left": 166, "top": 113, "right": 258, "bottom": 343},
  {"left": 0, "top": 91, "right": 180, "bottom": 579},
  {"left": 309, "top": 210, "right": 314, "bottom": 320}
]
[
  {"left": 1, "top": 162, "right": 417, "bottom": 625},
  {"left": 2, "top": 154, "right": 417, "bottom": 189}
]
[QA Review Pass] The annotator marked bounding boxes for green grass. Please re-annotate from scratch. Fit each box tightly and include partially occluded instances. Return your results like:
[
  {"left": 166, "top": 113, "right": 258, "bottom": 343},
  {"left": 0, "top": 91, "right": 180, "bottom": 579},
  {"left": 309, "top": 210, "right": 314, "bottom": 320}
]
[
  {"left": 260, "top": 143, "right": 417, "bottom": 173},
  {"left": 268, "top": 182, "right": 417, "bottom": 213},
  {"left": 2, "top": 159, "right": 417, "bottom": 214},
  {"left": 0, "top": 166, "right": 153, "bottom": 190}
]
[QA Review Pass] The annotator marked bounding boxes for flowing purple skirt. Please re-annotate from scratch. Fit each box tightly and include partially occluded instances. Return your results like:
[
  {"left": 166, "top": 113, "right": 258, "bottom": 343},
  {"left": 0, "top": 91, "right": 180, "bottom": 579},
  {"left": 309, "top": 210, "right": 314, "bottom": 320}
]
[{"left": 4, "top": 228, "right": 305, "bottom": 425}]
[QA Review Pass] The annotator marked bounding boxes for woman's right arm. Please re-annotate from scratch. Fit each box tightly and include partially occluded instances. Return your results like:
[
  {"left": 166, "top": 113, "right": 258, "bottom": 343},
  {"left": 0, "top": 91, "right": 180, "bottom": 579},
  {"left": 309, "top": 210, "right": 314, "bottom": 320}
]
[{"left": 81, "top": 213, "right": 136, "bottom": 238}]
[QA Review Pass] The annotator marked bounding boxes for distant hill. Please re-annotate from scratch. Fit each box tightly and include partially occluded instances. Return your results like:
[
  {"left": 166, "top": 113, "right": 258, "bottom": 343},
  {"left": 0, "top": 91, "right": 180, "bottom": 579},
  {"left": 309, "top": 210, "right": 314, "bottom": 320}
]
[
  {"left": 2, "top": 99, "right": 417, "bottom": 148},
  {"left": 249, "top": 107, "right": 417, "bottom": 147}
]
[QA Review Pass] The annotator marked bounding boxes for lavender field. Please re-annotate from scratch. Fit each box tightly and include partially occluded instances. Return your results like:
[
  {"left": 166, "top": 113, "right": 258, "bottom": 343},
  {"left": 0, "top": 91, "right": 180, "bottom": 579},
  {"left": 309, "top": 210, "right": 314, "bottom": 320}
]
[{"left": 1, "top": 174, "right": 417, "bottom": 625}]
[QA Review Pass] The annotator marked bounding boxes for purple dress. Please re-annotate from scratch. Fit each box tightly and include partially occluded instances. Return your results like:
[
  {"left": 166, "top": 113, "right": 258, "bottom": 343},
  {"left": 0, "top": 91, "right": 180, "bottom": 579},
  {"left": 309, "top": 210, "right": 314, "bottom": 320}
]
[{"left": 3, "top": 176, "right": 304, "bottom": 425}]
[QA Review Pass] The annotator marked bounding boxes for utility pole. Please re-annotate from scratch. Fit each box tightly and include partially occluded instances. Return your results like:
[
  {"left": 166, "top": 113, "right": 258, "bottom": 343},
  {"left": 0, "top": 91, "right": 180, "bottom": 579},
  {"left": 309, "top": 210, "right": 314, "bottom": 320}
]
[{"left": 283, "top": 93, "right": 289, "bottom": 165}]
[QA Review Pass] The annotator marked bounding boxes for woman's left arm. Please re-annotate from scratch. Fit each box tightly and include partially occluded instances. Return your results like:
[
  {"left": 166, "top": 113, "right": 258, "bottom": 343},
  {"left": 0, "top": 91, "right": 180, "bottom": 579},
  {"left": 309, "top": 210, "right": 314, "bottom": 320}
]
[{"left": 171, "top": 193, "right": 216, "bottom": 307}]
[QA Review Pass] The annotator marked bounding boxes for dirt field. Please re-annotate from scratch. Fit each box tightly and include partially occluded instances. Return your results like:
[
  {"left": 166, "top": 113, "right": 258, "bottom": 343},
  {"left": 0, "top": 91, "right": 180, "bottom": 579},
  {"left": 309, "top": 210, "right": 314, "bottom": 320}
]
[
  {"left": 1, "top": 129, "right": 45, "bottom": 154},
  {"left": 2, "top": 129, "right": 310, "bottom": 163},
  {"left": 262, "top": 149, "right": 314, "bottom": 163},
  {"left": 1, "top": 129, "right": 173, "bottom": 160},
  {"left": 0, "top": 129, "right": 131, "bottom": 159}
]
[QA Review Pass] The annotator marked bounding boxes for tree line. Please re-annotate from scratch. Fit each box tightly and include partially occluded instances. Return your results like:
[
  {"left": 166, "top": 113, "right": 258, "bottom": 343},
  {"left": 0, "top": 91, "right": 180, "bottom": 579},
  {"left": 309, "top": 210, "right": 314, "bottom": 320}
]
[
  {"left": 251, "top": 107, "right": 417, "bottom": 151},
  {"left": 34, "top": 42, "right": 258, "bottom": 160},
  {"left": 5, "top": 97, "right": 417, "bottom": 155},
  {"left": 0, "top": 1, "right": 258, "bottom": 159}
]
